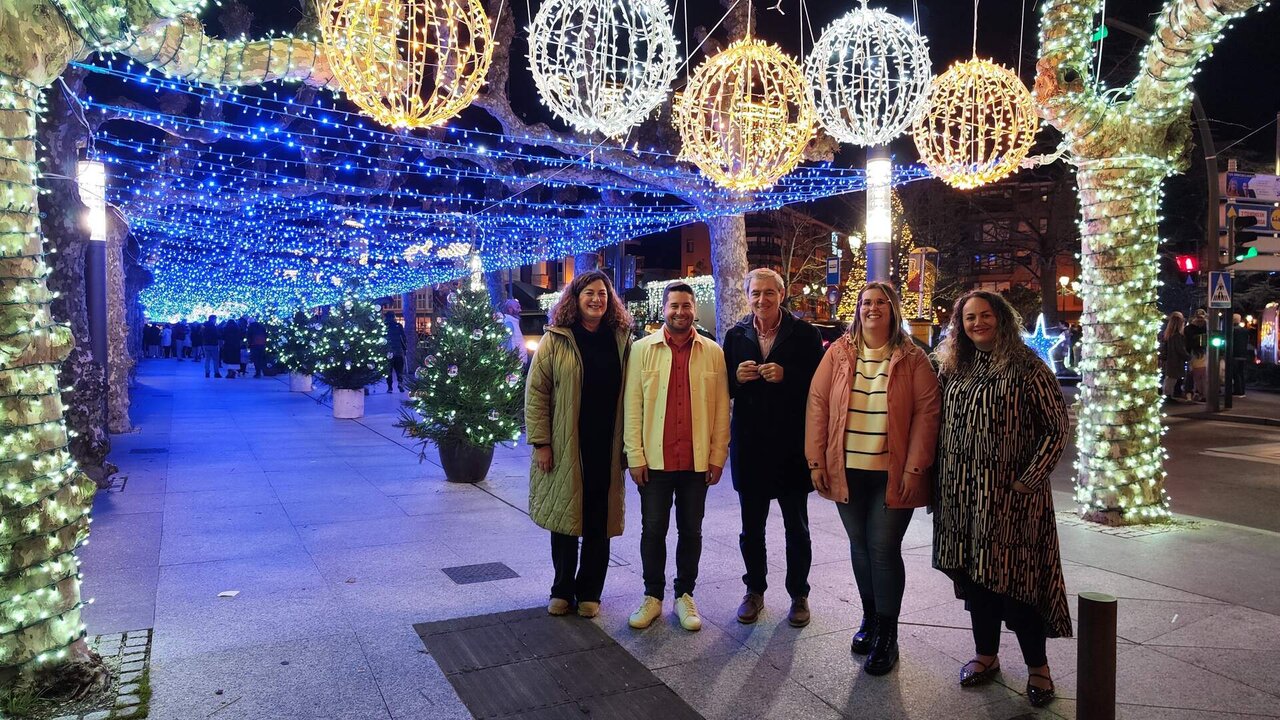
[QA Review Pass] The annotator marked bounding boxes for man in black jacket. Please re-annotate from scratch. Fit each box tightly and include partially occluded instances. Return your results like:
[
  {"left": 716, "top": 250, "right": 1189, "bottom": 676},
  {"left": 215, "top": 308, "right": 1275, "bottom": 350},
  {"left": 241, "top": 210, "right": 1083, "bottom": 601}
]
[{"left": 722, "top": 268, "right": 824, "bottom": 628}]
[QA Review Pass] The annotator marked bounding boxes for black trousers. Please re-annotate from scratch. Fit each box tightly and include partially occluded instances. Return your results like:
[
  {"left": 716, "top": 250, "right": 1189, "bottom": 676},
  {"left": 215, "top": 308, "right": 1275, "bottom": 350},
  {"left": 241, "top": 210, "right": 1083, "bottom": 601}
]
[
  {"left": 387, "top": 354, "right": 404, "bottom": 389},
  {"left": 1228, "top": 357, "right": 1248, "bottom": 395},
  {"left": 549, "top": 452, "right": 612, "bottom": 603},
  {"left": 638, "top": 470, "right": 707, "bottom": 600},
  {"left": 963, "top": 576, "right": 1049, "bottom": 668},
  {"left": 738, "top": 490, "right": 811, "bottom": 599}
]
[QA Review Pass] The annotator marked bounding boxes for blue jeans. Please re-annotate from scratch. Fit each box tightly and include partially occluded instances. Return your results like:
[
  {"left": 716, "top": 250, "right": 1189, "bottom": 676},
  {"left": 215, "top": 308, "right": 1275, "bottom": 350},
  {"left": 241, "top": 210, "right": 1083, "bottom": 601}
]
[
  {"left": 837, "top": 469, "right": 914, "bottom": 618},
  {"left": 203, "top": 345, "right": 221, "bottom": 375},
  {"left": 638, "top": 470, "right": 707, "bottom": 600},
  {"left": 739, "top": 490, "right": 811, "bottom": 598}
]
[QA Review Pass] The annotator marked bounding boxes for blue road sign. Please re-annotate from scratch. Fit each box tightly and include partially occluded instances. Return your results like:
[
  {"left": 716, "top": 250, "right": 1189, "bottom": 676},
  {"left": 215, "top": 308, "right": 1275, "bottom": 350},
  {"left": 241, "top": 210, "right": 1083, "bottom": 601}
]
[
  {"left": 826, "top": 257, "right": 840, "bottom": 286},
  {"left": 1208, "top": 271, "right": 1232, "bottom": 309}
]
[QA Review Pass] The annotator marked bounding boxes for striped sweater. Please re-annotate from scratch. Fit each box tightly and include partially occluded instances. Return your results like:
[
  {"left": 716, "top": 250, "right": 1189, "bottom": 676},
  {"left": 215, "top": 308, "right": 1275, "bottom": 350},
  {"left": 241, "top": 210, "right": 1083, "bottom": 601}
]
[{"left": 844, "top": 343, "right": 890, "bottom": 470}]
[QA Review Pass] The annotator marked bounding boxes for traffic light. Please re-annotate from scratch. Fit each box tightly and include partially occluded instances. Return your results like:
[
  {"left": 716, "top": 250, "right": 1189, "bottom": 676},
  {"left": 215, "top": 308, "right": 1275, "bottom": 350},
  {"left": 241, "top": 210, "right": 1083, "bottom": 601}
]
[
  {"left": 1209, "top": 334, "right": 1226, "bottom": 349},
  {"left": 1175, "top": 254, "right": 1199, "bottom": 273},
  {"left": 1232, "top": 215, "right": 1259, "bottom": 261}
]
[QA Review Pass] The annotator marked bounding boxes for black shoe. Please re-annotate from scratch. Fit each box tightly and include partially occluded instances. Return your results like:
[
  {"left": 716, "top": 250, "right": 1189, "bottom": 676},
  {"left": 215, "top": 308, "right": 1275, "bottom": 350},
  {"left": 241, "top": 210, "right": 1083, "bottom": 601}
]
[
  {"left": 215, "top": 372, "right": 222, "bottom": 378},
  {"left": 1027, "top": 672, "right": 1056, "bottom": 708},
  {"left": 959, "top": 658, "right": 1001, "bottom": 687},
  {"left": 205, "top": 372, "right": 210, "bottom": 378},
  {"left": 863, "top": 616, "right": 898, "bottom": 676},
  {"left": 850, "top": 615, "right": 877, "bottom": 655}
]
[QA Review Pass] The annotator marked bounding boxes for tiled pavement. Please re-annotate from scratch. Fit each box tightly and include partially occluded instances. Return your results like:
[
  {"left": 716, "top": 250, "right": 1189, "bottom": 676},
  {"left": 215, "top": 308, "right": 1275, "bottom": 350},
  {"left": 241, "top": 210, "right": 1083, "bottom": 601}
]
[{"left": 80, "top": 359, "right": 1280, "bottom": 719}]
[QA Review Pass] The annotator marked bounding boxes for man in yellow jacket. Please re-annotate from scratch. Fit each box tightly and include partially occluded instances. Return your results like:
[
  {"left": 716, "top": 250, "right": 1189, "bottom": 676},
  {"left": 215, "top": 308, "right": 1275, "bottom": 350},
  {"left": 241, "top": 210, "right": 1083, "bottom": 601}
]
[{"left": 624, "top": 283, "right": 731, "bottom": 632}]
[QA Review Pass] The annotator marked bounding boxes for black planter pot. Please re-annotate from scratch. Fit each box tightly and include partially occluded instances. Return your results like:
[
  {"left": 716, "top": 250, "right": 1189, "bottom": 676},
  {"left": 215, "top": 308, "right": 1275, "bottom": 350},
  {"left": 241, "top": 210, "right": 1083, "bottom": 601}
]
[{"left": 437, "top": 442, "right": 495, "bottom": 483}]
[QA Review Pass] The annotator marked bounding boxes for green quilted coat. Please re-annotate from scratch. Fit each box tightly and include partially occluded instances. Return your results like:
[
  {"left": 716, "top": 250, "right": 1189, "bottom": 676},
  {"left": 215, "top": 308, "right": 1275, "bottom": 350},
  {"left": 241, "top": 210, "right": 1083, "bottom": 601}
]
[{"left": 525, "top": 325, "right": 631, "bottom": 537}]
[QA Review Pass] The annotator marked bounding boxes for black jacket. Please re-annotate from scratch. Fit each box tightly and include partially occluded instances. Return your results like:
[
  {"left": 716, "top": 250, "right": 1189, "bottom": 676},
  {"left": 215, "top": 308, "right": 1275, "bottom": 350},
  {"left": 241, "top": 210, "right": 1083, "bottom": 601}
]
[
  {"left": 723, "top": 311, "right": 824, "bottom": 497},
  {"left": 221, "top": 322, "right": 245, "bottom": 364}
]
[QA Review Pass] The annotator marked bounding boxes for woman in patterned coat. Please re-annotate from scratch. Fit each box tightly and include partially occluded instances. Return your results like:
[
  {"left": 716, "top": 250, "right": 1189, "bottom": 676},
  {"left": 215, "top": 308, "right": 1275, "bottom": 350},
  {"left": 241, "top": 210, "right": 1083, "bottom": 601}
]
[
  {"left": 932, "top": 291, "right": 1071, "bottom": 709},
  {"left": 525, "top": 271, "right": 632, "bottom": 619}
]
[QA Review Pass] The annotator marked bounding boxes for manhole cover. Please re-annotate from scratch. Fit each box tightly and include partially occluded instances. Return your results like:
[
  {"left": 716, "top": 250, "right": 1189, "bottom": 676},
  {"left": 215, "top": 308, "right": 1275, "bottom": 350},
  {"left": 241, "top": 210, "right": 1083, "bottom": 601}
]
[
  {"left": 129, "top": 448, "right": 169, "bottom": 455},
  {"left": 441, "top": 562, "right": 519, "bottom": 585}
]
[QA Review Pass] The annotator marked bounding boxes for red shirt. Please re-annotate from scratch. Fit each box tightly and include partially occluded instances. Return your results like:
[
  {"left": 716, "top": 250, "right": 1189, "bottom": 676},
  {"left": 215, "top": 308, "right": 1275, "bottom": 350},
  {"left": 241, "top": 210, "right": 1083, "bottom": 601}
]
[{"left": 662, "top": 327, "right": 695, "bottom": 471}]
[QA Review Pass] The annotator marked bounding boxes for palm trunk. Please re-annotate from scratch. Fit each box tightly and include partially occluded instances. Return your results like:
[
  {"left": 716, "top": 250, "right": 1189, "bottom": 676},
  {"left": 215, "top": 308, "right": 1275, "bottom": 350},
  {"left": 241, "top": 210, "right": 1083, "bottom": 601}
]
[
  {"left": 705, "top": 213, "right": 747, "bottom": 341},
  {"left": 0, "top": 80, "right": 93, "bottom": 680},
  {"left": 1073, "top": 159, "right": 1169, "bottom": 523}
]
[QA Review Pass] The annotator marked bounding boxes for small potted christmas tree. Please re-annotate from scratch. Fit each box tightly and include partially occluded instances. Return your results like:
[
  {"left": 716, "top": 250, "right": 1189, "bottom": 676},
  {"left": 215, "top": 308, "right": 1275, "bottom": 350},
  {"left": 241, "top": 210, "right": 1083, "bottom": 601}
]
[
  {"left": 312, "top": 295, "right": 386, "bottom": 419},
  {"left": 399, "top": 288, "right": 524, "bottom": 482},
  {"left": 268, "top": 307, "right": 323, "bottom": 392}
]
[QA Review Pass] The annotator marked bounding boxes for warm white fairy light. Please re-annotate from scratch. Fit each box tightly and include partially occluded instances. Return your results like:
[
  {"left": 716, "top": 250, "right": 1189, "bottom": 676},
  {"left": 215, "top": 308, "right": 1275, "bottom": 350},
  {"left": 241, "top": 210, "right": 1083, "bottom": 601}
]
[
  {"left": 673, "top": 38, "right": 816, "bottom": 192},
  {"left": 1035, "top": 0, "right": 1268, "bottom": 523},
  {"left": 528, "top": 0, "right": 679, "bottom": 137},
  {"left": 912, "top": 58, "right": 1038, "bottom": 189},
  {"left": 319, "top": 0, "right": 493, "bottom": 129},
  {"left": 805, "top": 1, "right": 932, "bottom": 147}
]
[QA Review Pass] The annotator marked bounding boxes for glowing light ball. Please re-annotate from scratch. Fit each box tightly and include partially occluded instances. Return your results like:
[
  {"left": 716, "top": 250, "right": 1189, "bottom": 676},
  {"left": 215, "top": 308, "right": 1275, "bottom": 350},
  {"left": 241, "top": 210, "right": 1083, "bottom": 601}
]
[
  {"left": 673, "top": 38, "right": 816, "bottom": 192},
  {"left": 319, "top": 0, "right": 493, "bottom": 129},
  {"left": 805, "top": 2, "right": 932, "bottom": 146},
  {"left": 911, "top": 58, "right": 1038, "bottom": 189},
  {"left": 528, "top": 0, "right": 680, "bottom": 137}
]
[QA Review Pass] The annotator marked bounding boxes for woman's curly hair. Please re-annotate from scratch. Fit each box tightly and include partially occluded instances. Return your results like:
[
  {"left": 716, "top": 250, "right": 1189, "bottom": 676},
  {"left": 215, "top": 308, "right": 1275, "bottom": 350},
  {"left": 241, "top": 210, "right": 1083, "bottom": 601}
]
[
  {"left": 548, "top": 270, "right": 633, "bottom": 330},
  {"left": 934, "top": 290, "right": 1037, "bottom": 377}
]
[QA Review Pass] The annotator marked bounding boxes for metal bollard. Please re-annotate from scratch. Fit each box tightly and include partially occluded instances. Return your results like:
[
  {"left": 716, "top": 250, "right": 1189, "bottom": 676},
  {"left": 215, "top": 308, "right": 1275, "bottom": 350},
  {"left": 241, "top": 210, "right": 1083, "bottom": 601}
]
[{"left": 1077, "top": 592, "right": 1118, "bottom": 720}]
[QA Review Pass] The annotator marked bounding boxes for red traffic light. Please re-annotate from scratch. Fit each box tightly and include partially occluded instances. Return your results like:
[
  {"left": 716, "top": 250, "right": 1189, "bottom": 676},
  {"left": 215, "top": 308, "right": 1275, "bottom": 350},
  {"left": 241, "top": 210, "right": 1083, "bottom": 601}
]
[{"left": 1175, "top": 255, "right": 1199, "bottom": 273}]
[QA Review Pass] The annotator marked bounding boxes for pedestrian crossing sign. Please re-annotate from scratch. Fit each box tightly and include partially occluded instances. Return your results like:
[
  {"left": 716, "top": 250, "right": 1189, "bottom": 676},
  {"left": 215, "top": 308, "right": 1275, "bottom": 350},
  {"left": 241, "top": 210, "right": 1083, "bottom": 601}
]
[{"left": 1209, "top": 271, "right": 1232, "bottom": 309}]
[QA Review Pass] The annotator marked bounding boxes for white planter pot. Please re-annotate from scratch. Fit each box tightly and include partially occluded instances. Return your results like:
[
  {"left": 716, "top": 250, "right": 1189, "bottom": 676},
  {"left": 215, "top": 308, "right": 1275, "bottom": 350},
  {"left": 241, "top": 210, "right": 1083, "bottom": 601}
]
[
  {"left": 332, "top": 388, "right": 365, "bottom": 419},
  {"left": 289, "top": 373, "right": 313, "bottom": 393}
]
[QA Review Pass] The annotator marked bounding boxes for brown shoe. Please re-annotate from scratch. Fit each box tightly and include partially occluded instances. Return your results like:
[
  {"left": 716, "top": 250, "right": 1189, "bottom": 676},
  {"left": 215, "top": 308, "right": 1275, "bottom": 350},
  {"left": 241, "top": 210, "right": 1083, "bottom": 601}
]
[
  {"left": 787, "top": 597, "right": 811, "bottom": 628},
  {"left": 737, "top": 592, "right": 765, "bottom": 624}
]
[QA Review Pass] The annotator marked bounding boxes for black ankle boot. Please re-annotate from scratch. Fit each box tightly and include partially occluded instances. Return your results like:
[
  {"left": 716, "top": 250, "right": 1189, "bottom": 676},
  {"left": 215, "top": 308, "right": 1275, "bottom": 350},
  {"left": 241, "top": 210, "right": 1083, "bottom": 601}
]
[
  {"left": 850, "top": 615, "right": 877, "bottom": 655},
  {"left": 863, "top": 615, "right": 899, "bottom": 676}
]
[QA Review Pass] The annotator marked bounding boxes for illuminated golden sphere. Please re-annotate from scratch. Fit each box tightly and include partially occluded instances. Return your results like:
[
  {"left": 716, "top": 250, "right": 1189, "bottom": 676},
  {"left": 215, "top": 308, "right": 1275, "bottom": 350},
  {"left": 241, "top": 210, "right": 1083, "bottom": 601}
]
[
  {"left": 673, "top": 38, "right": 816, "bottom": 192},
  {"left": 319, "top": 0, "right": 493, "bottom": 129},
  {"left": 911, "top": 58, "right": 1038, "bottom": 189}
]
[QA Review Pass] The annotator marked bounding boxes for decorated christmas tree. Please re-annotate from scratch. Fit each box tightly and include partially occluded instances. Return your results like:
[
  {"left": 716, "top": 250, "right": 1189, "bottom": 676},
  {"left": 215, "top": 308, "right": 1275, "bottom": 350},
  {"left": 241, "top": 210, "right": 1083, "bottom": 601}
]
[
  {"left": 312, "top": 294, "right": 386, "bottom": 390},
  {"left": 399, "top": 288, "right": 524, "bottom": 451},
  {"left": 266, "top": 306, "right": 324, "bottom": 375}
]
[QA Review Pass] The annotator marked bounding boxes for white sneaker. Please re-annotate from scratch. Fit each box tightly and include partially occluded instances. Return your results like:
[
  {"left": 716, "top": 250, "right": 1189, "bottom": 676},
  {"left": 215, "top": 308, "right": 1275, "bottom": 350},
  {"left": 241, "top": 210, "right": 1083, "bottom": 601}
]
[
  {"left": 675, "top": 593, "right": 702, "bottom": 631},
  {"left": 628, "top": 596, "right": 662, "bottom": 629}
]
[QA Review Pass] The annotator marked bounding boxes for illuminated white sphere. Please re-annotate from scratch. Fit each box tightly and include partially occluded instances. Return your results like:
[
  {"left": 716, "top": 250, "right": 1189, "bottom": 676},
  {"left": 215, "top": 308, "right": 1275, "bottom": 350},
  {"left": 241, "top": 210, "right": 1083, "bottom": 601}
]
[
  {"left": 528, "top": 0, "right": 680, "bottom": 137},
  {"left": 805, "top": 4, "right": 932, "bottom": 147}
]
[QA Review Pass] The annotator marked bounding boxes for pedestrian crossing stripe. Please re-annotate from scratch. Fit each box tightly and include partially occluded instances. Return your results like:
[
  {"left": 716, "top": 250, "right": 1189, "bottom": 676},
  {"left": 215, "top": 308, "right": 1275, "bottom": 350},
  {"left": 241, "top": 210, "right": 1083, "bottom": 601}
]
[{"left": 1210, "top": 273, "right": 1231, "bottom": 308}]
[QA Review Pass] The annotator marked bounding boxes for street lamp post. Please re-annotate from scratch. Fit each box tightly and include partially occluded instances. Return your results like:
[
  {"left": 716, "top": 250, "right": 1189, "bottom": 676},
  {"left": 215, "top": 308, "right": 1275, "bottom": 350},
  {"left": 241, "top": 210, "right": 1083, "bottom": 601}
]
[
  {"left": 1058, "top": 274, "right": 1070, "bottom": 315},
  {"left": 76, "top": 160, "right": 110, "bottom": 372}
]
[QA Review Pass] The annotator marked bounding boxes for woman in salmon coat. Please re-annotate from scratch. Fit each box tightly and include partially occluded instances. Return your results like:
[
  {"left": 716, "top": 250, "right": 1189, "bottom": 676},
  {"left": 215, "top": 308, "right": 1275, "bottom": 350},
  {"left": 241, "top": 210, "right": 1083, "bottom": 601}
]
[{"left": 805, "top": 281, "right": 940, "bottom": 676}]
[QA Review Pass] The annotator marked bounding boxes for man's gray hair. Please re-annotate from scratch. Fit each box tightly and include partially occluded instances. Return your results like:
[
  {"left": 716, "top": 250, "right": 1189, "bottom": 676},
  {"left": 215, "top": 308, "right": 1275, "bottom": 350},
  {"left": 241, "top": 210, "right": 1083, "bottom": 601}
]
[{"left": 743, "top": 267, "right": 786, "bottom": 295}]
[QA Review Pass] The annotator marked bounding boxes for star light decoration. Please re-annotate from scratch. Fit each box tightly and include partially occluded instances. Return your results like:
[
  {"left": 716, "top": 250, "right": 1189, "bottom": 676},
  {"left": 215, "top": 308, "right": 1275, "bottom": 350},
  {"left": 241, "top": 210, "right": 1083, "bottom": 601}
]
[
  {"left": 673, "top": 38, "right": 817, "bottom": 192},
  {"left": 911, "top": 58, "right": 1038, "bottom": 189},
  {"left": 1022, "top": 313, "right": 1067, "bottom": 374},
  {"left": 319, "top": 0, "right": 493, "bottom": 129},
  {"left": 805, "top": 1, "right": 932, "bottom": 147},
  {"left": 528, "top": 0, "right": 680, "bottom": 137}
]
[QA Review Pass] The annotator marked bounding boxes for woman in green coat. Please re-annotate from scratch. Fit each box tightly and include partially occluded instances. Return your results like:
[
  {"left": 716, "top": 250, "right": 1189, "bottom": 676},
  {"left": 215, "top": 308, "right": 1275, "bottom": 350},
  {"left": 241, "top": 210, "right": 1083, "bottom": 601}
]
[{"left": 525, "top": 270, "right": 633, "bottom": 618}]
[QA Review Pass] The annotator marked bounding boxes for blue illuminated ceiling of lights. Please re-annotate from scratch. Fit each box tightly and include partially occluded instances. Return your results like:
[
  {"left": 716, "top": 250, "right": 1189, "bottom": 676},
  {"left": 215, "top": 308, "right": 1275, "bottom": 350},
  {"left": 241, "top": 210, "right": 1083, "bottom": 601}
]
[{"left": 73, "top": 59, "right": 932, "bottom": 319}]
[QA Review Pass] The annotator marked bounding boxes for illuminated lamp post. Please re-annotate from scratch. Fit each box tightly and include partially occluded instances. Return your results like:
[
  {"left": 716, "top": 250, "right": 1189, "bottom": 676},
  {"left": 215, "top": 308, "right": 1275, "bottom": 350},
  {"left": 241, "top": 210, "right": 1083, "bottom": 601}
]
[
  {"left": 865, "top": 148, "right": 892, "bottom": 281},
  {"left": 76, "top": 160, "right": 109, "bottom": 370}
]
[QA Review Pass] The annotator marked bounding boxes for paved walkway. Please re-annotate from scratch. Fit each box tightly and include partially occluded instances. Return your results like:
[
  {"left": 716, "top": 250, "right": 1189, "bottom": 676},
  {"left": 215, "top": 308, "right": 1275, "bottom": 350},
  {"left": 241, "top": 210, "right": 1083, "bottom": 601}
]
[{"left": 80, "top": 359, "right": 1280, "bottom": 719}]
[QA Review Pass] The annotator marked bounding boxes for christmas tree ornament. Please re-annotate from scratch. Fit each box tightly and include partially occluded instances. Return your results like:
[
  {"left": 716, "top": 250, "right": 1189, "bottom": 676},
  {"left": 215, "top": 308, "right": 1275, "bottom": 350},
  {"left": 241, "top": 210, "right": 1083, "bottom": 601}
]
[
  {"left": 673, "top": 38, "right": 816, "bottom": 192},
  {"left": 805, "top": 1, "right": 932, "bottom": 147},
  {"left": 447, "top": 364, "right": 459, "bottom": 377},
  {"left": 319, "top": 0, "right": 494, "bottom": 129},
  {"left": 911, "top": 58, "right": 1038, "bottom": 189},
  {"left": 528, "top": 0, "right": 680, "bottom": 137}
]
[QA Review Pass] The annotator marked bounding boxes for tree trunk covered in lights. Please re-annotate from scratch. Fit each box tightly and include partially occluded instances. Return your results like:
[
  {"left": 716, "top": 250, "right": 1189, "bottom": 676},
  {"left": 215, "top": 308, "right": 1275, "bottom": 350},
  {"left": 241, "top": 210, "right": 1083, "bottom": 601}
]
[
  {"left": 1035, "top": 0, "right": 1266, "bottom": 524},
  {"left": 705, "top": 213, "right": 748, "bottom": 341},
  {"left": 0, "top": 0, "right": 333, "bottom": 682}
]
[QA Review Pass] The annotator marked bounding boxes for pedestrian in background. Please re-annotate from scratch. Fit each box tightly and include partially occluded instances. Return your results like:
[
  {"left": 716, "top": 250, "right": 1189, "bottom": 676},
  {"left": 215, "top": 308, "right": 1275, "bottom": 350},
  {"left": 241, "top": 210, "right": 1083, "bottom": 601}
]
[
  {"left": 805, "top": 281, "right": 939, "bottom": 676},
  {"left": 247, "top": 317, "right": 269, "bottom": 378},
  {"left": 160, "top": 324, "right": 173, "bottom": 358},
  {"left": 502, "top": 299, "right": 529, "bottom": 368},
  {"left": 202, "top": 315, "right": 221, "bottom": 378},
  {"left": 191, "top": 321, "right": 204, "bottom": 362},
  {"left": 144, "top": 324, "right": 161, "bottom": 358},
  {"left": 384, "top": 312, "right": 407, "bottom": 392},
  {"left": 221, "top": 318, "right": 244, "bottom": 379},
  {"left": 173, "top": 319, "right": 189, "bottom": 360},
  {"left": 1185, "top": 309, "right": 1208, "bottom": 401},
  {"left": 1229, "top": 313, "right": 1253, "bottom": 397},
  {"left": 1160, "top": 312, "right": 1189, "bottom": 401},
  {"left": 723, "top": 268, "right": 823, "bottom": 628},
  {"left": 525, "top": 270, "right": 632, "bottom": 619},
  {"left": 932, "top": 290, "right": 1071, "bottom": 709},
  {"left": 624, "top": 283, "right": 730, "bottom": 632}
]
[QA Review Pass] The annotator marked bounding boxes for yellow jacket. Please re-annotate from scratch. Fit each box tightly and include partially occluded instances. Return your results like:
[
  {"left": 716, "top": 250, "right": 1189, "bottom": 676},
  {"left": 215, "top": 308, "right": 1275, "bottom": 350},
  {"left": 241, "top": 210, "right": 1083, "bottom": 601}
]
[{"left": 623, "top": 329, "right": 731, "bottom": 471}]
